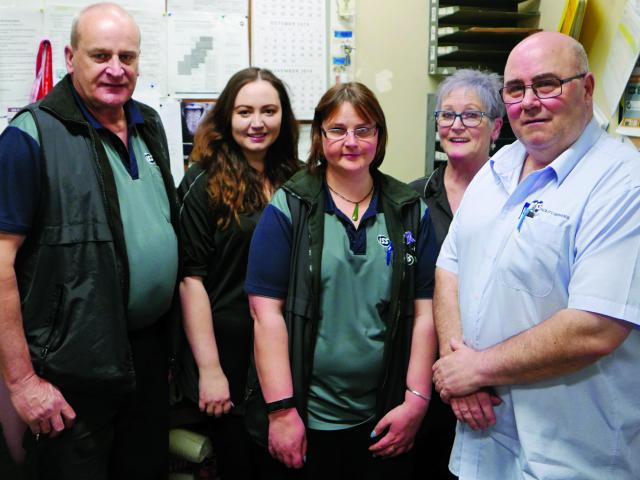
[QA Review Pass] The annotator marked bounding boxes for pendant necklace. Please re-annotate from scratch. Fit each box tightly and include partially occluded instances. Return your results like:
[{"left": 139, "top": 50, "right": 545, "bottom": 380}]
[{"left": 327, "top": 183, "right": 374, "bottom": 221}]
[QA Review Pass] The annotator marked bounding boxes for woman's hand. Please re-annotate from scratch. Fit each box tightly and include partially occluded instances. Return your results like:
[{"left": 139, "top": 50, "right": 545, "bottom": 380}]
[
  {"left": 368, "top": 391, "right": 429, "bottom": 458},
  {"left": 198, "top": 367, "right": 232, "bottom": 417},
  {"left": 268, "top": 408, "right": 306, "bottom": 468}
]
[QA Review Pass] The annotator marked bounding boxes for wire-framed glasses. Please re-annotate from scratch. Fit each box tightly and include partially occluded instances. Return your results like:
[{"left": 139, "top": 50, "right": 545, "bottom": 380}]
[
  {"left": 321, "top": 126, "right": 378, "bottom": 141},
  {"left": 499, "top": 73, "right": 587, "bottom": 104},
  {"left": 434, "top": 110, "right": 490, "bottom": 128}
]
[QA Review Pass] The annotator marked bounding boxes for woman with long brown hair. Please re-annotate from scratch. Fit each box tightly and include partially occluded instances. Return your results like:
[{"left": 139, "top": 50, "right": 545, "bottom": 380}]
[{"left": 176, "top": 67, "right": 299, "bottom": 479}]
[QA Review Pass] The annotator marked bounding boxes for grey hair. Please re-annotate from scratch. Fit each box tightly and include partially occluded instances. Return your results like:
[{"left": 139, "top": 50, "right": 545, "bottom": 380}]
[
  {"left": 571, "top": 40, "right": 590, "bottom": 73},
  {"left": 70, "top": 3, "right": 140, "bottom": 48},
  {"left": 435, "top": 69, "right": 505, "bottom": 120}
]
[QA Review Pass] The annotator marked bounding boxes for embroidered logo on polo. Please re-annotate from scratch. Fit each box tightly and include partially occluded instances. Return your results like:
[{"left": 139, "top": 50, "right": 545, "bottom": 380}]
[
  {"left": 144, "top": 152, "right": 156, "bottom": 165},
  {"left": 377, "top": 235, "right": 390, "bottom": 248}
]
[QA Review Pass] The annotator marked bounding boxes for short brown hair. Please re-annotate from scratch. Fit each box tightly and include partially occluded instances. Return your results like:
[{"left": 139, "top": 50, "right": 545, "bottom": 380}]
[{"left": 307, "top": 82, "right": 387, "bottom": 175}]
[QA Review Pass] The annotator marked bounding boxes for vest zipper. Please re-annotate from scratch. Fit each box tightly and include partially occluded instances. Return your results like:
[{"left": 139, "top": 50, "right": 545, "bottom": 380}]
[{"left": 39, "top": 287, "right": 64, "bottom": 375}]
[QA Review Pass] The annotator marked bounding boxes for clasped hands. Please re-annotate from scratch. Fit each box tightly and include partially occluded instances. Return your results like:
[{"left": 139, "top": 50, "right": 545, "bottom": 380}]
[{"left": 432, "top": 338, "right": 502, "bottom": 431}]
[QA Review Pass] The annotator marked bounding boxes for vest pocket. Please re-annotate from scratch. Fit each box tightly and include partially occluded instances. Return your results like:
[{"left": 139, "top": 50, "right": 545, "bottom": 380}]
[{"left": 39, "top": 222, "right": 113, "bottom": 245}]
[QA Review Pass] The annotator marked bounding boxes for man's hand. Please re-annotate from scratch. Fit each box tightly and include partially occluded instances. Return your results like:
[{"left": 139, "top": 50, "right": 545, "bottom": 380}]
[
  {"left": 9, "top": 373, "right": 75, "bottom": 437},
  {"left": 433, "top": 338, "right": 484, "bottom": 401},
  {"left": 450, "top": 390, "right": 502, "bottom": 430},
  {"left": 198, "top": 367, "right": 232, "bottom": 417},
  {"left": 268, "top": 408, "right": 306, "bottom": 468},
  {"left": 369, "top": 392, "right": 428, "bottom": 458}
]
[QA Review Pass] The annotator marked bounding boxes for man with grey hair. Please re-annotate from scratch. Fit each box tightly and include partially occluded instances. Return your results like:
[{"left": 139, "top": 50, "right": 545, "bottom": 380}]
[
  {"left": 432, "top": 31, "right": 640, "bottom": 479},
  {"left": 0, "top": 3, "right": 178, "bottom": 478}
]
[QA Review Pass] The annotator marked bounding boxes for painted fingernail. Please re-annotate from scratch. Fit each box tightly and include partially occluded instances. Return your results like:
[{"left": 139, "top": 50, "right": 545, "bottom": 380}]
[{"left": 370, "top": 430, "right": 377, "bottom": 438}]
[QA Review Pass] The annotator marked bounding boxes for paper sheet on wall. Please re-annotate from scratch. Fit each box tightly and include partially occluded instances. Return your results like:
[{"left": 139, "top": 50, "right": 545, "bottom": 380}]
[
  {"left": 600, "top": 2, "right": 640, "bottom": 118},
  {"left": 0, "top": 8, "right": 44, "bottom": 114},
  {"left": 157, "top": 98, "right": 186, "bottom": 185},
  {"left": 43, "top": 0, "right": 163, "bottom": 11},
  {"left": 167, "top": 0, "right": 248, "bottom": 16},
  {"left": 129, "top": 10, "right": 167, "bottom": 96},
  {"left": 251, "top": 0, "right": 327, "bottom": 120},
  {"left": 167, "top": 12, "right": 249, "bottom": 97},
  {"left": 2, "top": 0, "right": 42, "bottom": 6},
  {"left": 43, "top": 5, "right": 167, "bottom": 94}
]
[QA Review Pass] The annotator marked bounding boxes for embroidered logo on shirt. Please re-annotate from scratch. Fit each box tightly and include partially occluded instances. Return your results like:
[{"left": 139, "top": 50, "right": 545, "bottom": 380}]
[
  {"left": 377, "top": 235, "right": 390, "bottom": 248},
  {"left": 144, "top": 152, "right": 156, "bottom": 165}
]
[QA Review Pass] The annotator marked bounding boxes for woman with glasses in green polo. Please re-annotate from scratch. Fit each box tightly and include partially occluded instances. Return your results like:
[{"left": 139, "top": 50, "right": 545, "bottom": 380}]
[{"left": 244, "top": 82, "right": 439, "bottom": 479}]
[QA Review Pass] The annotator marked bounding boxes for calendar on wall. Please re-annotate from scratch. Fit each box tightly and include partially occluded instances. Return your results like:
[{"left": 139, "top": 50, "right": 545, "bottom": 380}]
[{"left": 251, "top": 0, "right": 328, "bottom": 120}]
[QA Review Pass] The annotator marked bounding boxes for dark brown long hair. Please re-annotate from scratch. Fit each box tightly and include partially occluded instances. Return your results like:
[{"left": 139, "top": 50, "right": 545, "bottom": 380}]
[
  {"left": 191, "top": 67, "right": 299, "bottom": 228},
  {"left": 307, "top": 82, "right": 388, "bottom": 176}
]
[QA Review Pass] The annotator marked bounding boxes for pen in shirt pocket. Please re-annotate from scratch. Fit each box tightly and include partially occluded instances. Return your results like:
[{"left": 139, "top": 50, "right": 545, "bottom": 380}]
[{"left": 517, "top": 202, "right": 531, "bottom": 231}]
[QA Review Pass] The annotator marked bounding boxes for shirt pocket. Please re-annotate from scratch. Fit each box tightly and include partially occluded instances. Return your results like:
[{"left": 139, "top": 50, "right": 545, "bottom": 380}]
[{"left": 498, "top": 217, "right": 566, "bottom": 297}]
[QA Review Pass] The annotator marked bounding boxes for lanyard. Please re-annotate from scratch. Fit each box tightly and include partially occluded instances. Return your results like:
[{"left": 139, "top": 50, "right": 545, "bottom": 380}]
[{"left": 30, "top": 39, "right": 53, "bottom": 102}]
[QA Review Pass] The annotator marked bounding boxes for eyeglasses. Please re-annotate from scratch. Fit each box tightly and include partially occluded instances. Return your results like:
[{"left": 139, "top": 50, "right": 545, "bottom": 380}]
[
  {"left": 434, "top": 110, "right": 490, "bottom": 128},
  {"left": 500, "top": 73, "right": 587, "bottom": 104},
  {"left": 321, "top": 126, "right": 378, "bottom": 141}
]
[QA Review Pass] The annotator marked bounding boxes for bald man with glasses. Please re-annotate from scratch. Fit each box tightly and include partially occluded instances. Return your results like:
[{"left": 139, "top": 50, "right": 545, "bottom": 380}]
[{"left": 431, "top": 31, "right": 640, "bottom": 479}]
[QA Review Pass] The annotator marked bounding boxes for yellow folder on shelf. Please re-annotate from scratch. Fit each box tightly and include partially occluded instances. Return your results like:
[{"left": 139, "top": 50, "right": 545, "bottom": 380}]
[{"left": 559, "top": 0, "right": 588, "bottom": 40}]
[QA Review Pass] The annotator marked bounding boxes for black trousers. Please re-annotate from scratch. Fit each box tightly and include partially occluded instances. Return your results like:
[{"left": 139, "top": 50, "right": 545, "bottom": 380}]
[
  {"left": 254, "top": 420, "right": 413, "bottom": 480},
  {"left": 208, "top": 413, "right": 259, "bottom": 480},
  {"left": 23, "top": 322, "right": 168, "bottom": 480}
]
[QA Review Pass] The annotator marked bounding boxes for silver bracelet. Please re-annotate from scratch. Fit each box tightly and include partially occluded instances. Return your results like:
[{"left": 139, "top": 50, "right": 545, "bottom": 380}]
[{"left": 407, "top": 387, "right": 431, "bottom": 402}]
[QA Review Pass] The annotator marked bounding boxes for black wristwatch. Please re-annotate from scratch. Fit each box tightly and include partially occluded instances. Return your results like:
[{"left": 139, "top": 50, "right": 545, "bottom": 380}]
[{"left": 266, "top": 396, "right": 296, "bottom": 414}]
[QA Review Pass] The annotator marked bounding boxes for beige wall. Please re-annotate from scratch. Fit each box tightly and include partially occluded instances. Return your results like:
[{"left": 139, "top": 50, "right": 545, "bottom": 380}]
[
  {"left": 355, "top": 0, "right": 437, "bottom": 182},
  {"left": 354, "top": 0, "right": 624, "bottom": 182}
]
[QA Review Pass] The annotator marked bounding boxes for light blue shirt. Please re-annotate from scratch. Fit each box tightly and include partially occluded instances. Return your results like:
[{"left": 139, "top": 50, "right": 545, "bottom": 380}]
[{"left": 438, "top": 119, "right": 640, "bottom": 480}]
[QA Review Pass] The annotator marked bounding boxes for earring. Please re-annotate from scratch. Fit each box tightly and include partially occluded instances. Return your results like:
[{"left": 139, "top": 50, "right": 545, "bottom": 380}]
[{"left": 491, "top": 141, "right": 496, "bottom": 151}]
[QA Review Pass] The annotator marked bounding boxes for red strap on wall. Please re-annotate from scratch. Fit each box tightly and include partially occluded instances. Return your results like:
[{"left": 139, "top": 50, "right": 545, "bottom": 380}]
[{"left": 30, "top": 39, "right": 53, "bottom": 102}]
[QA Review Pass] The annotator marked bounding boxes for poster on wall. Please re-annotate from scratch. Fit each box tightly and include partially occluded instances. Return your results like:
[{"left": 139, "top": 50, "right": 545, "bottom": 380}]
[
  {"left": 166, "top": 0, "right": 248, "bottom": 16},
  {"left": 167, "top": 12, "right": 249, "bottom": 97},
  {"left": 251, "top": 0, "right": 328, "bottom": 120},
  {"left": 0, "top": 8, "right": 43, "bottom": 116}
]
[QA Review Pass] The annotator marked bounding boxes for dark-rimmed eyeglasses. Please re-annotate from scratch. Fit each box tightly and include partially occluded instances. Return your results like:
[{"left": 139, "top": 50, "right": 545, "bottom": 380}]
[
  {"left": 434, "top": 110, "right": 491, "bottom": 128},
  {"left": 500, "top": 73, "right": 587, "bottom": 104},
  {"left": 321, "top": 126, "right": 378, "bottom": 141}
]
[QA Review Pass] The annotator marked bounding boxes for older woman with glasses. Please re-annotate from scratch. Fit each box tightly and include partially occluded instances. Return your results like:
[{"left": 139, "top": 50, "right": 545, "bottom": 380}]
[
  {"left": 244, "top": 82, "right": 439, "bottom": 479},
  {"left": 409, "top": 68, "right": 504, "bottom": 479}
]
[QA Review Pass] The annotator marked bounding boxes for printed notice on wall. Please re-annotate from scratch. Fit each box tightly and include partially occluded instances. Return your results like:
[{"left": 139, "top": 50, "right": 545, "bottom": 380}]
[
  {"left": 251, "top": 0, "right": 327, "bottom": 120},
  {"left": 167, "top": 12, "right": 249, "bottom": 97},
  {"left": 167, "top": 0, "right": 248, "bottom": 16},
  {"left": 0, "top": 8, "right": 43, "bottom": 115}
]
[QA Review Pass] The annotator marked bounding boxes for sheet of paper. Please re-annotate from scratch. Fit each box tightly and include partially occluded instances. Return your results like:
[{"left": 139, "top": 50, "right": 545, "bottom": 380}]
[
  {"left": 129, "top": 10, "right": 167, "bottom": 96},
  {"left": 167, "top": 12, "right": 249, "bottom": 97},
  {"left": 43, "top": 6, "right": 75, "bottom": 84},
  {"left": 0, "top": 8, "right": 44, "bottom": 112},
  {"left": 44, "top": 4, "right": 167, "bottom": 93},
  {"left": 251, "top": 0, "right": 328, "bottom": 120},
  {"left": 166, "top": 0, "right": 248, "bottom": 16},
  {"left": 601, "top": 2, "right": 640, "bottom": 117},
  {"left": 2, "top": 0, "right": 42, "bottom": 7},
  {"left": 158, "top": 98, "right": 186, "bottom": 185},
  {"left": 44, "top": 0, "right": 163, "bottom": 11}
]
